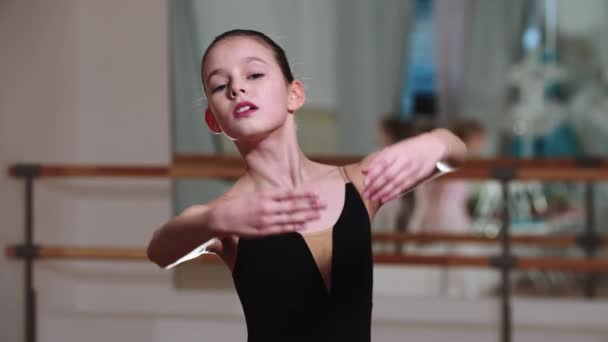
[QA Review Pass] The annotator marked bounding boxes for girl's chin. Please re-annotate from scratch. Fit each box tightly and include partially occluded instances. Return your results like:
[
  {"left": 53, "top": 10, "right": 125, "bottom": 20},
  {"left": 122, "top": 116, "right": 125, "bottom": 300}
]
[
  {"left": 227, "top": 130, "right": 272, "bottom": 144},
  {"left": 229, "top": 123, "right": 283, "bottom": 141}
]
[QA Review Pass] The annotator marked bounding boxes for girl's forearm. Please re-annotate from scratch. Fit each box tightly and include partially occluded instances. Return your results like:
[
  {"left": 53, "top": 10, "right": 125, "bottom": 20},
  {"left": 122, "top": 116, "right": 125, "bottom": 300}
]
[
  {"left": 428, "top": 128, "right": 468, "bottom": 168},
  {"left": 147, "top": 205, "right": 218, "bottom": 268}
]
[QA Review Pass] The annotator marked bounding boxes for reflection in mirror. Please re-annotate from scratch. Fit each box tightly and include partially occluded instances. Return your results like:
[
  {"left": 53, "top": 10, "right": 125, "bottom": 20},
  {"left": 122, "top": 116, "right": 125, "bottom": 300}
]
[{"left": 169, "top": 0, "right": 608, "bottom": 301}]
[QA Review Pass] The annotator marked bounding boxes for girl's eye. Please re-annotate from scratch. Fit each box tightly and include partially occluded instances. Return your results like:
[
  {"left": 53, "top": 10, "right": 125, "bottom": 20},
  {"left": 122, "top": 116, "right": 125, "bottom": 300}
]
[
  {"left": 212, "top": 84, "right": 226, "bottom": 93},
  {"left": 248, "top": 73, "right": 264, "bottom": 80}
]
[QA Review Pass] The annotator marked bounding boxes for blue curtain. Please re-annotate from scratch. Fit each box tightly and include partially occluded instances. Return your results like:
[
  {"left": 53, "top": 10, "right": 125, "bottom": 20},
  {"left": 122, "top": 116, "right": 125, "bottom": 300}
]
[{"left": 401, "top": 0, "right": 437, "bottom": 117}]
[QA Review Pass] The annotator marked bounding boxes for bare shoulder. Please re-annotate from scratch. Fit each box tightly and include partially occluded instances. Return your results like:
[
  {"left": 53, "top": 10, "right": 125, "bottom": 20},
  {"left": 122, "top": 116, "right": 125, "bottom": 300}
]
[
  {"left": 342, "top": 150, "right": 381, "bottom": 184},
  {"left": 178, "top": 178, "right": 245, "bottom": 221},
  {"left": 342, "top": 162, "right": 365, "bottom": 189},
  {"left": 342, "top": 160, "right": 381, "bottom": 220}
]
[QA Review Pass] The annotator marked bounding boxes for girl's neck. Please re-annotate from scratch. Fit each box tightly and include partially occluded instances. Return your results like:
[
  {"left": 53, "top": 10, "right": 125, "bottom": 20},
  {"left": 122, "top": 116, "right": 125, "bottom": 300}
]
[{"left": 236, "top": 117, "right": 314, "bottom": 190}]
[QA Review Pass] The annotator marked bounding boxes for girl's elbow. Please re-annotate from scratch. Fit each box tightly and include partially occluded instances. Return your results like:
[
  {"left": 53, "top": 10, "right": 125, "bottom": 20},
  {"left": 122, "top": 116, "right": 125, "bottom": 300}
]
[{"left": 146, "top": 233, "right": 171, "bottom": 269}]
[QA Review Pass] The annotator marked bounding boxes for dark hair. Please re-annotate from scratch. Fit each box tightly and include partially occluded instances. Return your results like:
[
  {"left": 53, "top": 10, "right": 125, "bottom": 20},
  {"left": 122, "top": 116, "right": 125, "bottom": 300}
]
[
  {"left": 409, "top": 118, "right": 436, "bottom": 136},
  {"left": 448, "top": 119, "right": 484, "bottom": 142},
  {"left": 379, "top": 115, "right": 412, "bottom": 144},
  {"left": 201, "top": 29, "right": 295, "bottom": 92}
]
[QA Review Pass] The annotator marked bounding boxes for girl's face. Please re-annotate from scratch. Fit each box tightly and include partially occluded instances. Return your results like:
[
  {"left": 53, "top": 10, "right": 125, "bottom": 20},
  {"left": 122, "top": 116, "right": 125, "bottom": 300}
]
[{"left": 203, "top": 36, "right": 304, "bottom": 141}]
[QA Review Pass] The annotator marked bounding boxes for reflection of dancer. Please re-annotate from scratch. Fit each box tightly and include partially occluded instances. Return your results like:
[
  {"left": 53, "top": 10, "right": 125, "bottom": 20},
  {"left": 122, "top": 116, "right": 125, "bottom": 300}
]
[
  {"left": 409, "top": 119, "right": 495, "bottom": 298},
  {"left": 147, "top": 29, "right": 466, "bottom": 341},
  {"left": 409, "top": 119, "right": 485, "bottom": 235},
  {"left": 373, "top": 116, "right": 415, "bottom": 253}
]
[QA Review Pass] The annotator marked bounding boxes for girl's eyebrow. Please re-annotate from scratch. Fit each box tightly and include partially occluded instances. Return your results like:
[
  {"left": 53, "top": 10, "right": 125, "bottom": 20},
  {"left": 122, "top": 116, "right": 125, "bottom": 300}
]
[
  {"left": 206, "top": 57, "right": 268, "bottom": 83},
  {"left": 242, "top": 56, "right": 268, "bottom": 65}
]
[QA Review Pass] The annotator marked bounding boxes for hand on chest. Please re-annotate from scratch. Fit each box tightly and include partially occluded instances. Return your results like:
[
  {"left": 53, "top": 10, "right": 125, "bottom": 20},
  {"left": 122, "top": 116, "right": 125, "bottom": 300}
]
[{"left": 297, "top": 177, "right": 348, "bottom": 233}]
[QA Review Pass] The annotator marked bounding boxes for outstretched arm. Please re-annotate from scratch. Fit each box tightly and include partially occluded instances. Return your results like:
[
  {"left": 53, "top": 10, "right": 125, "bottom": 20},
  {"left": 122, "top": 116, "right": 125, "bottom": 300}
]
[
  {"left": 360, "top": 128, "right": 467, "bottom": 205},
  {"left": 147, "top": 188, "right": 326, "bottom": 269},
  {"left": 147, "top": 204, "right": 222, "bottom": 269}
]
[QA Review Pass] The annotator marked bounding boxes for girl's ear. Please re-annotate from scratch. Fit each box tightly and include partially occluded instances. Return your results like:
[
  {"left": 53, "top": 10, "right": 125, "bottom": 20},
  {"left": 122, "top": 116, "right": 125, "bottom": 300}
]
[
  {"left": 287, "top": 80, "right": 306, "bottom": 113},
  {"left": 205, "top": 107, "right": 223, "bottom": 134}
]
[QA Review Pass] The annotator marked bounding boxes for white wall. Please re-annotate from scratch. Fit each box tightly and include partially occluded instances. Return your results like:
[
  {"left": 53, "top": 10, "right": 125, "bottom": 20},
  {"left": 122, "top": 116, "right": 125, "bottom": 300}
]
[
  {"left": 1, "top": 1, "right": 81, "bottom": 341},
  {"left": 0, "top": 0, "right": 172, "bottom": 341},
  {"left": 556, "top": 0, "right": 608, "bottom": 71},
  {"left": 2, "top": 1, "right": 608, "bottom": 342},
  {"left": 557, "top": 0, "right": 607, "bottom": 37}
]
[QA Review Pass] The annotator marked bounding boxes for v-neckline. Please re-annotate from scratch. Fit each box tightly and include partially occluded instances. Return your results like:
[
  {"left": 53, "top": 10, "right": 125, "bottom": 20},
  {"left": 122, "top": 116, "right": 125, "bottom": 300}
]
[{"left": 293, "top": 181, "right": 352, "bottom": 296}]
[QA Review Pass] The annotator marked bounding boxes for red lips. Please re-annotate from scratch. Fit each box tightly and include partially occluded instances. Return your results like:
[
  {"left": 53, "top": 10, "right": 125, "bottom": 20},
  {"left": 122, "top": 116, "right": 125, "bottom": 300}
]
[{"left": 233, "top": 101, "right": 258, "bottom": 118}]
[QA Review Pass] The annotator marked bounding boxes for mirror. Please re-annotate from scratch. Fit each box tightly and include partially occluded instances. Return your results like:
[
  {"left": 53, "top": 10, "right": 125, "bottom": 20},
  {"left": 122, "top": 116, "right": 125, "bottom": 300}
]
[{"left": 169, "top": 0, "right": 608, "bottom": 300}]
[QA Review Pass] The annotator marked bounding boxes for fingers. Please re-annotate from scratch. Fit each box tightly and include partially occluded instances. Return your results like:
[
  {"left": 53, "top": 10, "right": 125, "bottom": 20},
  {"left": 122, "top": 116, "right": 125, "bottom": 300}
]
[
  {"left": 378, "top": 180, "right": 408, "bottom": 203},
  {"left": 363, "top": 150, "right": 441, "bottom": 202},
  {"left": 362, "top": 159, "right": 386, "bottom": 196},
  {"left": 259, "top": 194, "right": 326, "bottom": 217},
  {"left": 250, "top": 214, "right": 319, "bottom": 238},
  {"left": 362, "top": 157, "right": 386, "bottom": 183},
  {"left": 252, "top": 190, "right": 327, "bottom": 236},
  {"left": 259, "top": 210, "right": 322, "bottom": 227},
  {"left": 266, "top": 196, "right": 326, "bottom": 214},
  {"left": 377, "top": 174, "right": 412, "bottom": 204},
  {"left": 400, "top": 166, "right": 431, "bottom": 193},
  {"left": 371, "top": 170, "right": 408, "bottom": 202},
  {"left": 264, "top": 188, "right": 318, "bottom": 202},
  {"left": 363, "top": 158, "right": 401, "bottom": 200},
  {"left": 364, "top": 156, "right": 417, "bottom": 200},
  {"left": 361, "top": 152, "right": 380, "bottom": 175}
]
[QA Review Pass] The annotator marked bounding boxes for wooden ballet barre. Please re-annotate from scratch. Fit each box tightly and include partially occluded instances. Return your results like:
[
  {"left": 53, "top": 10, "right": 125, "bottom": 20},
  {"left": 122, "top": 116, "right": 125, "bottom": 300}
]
[
  {"left": 8, "top": 162, "right": 608, "bottom": 181},
  {"left": 372, "top": 233, "right": 602, "bottom": 248},
  {"left": 5, "top": 244, "right": 608, "bottom": 272},
  {"left": 173, "top": 155, "right": 608, "bottom": 168},
  {"left": 8, "top": 164, "right": 170, "bottom": 178},
  {"left": 174, "top": 155, "right": 608, "bottom": 181},
  {"left": 373, "top": 254, "right": 608, "bottom": 272},
  {"left": 9, "top": 156, "right": 605, "bottom": 342},
  {"left": 6, "top": 233, "right": 601, "bottom": 262},
  {"left": 4, "top": 245, "right": 220, "bottom": 263},
  {"left": 5, "top": 233, "right": 601, "bottom": 262},
  {"left": 7, "top": 164, "right": 243, "bottom": 179}
]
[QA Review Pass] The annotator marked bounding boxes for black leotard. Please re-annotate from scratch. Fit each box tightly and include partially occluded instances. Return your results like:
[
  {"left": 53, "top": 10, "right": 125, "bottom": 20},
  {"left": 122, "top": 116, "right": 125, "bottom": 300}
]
[{"left": 232, "top": 182, "right": 373, "bottom": 342}]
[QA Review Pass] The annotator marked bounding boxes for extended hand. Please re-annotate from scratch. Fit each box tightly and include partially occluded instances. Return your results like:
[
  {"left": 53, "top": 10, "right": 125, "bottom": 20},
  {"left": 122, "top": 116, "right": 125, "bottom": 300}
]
[
  {"left": 208, "top": 189, "right": 327, "bottom": 238},
  {"left": 362, "top": 133, "right": 446, "bottom": 203}
]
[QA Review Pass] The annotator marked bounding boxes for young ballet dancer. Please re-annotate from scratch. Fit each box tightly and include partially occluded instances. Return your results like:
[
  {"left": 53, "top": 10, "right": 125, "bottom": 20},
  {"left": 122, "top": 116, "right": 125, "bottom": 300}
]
[{"left": 147, "top": 29, "right": 467, "bottom": 341}]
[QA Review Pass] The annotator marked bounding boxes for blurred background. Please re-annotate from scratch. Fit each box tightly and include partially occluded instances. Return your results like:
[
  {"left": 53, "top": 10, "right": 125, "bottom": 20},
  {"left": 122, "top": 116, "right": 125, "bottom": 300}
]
[{"left": 2, "top": 0, "right": 608, "bottom": 341}]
